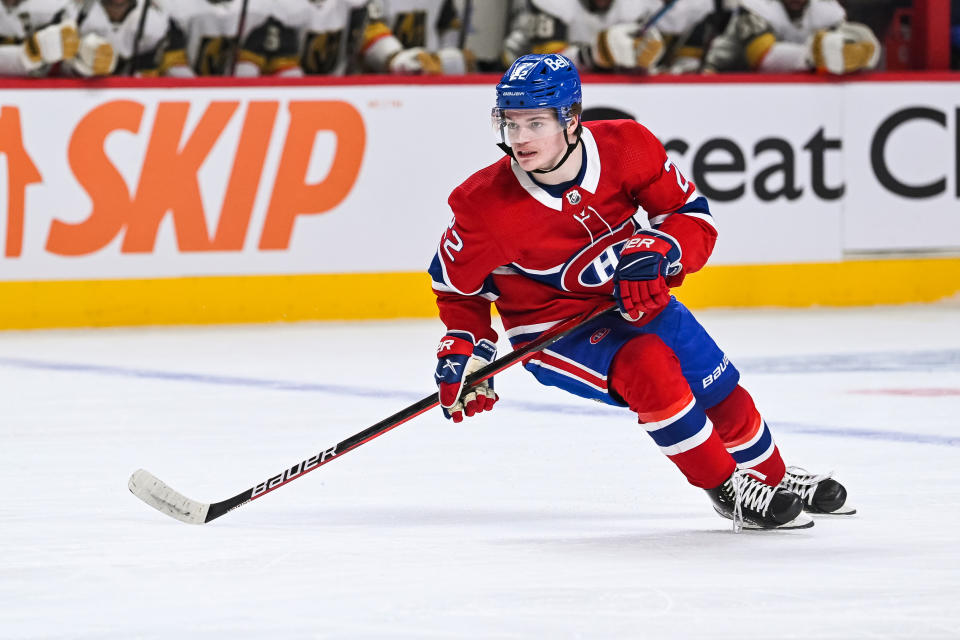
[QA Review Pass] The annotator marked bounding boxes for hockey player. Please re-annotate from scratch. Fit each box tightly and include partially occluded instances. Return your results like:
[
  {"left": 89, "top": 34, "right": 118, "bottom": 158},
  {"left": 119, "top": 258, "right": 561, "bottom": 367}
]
[
  {"left": 297, "top": 0, "right": 370, "bottom": 75},
  {"left": 230, "top": 0, "right": 307, "bottom": 77},
  {"left": 160, "top": 0, "right": 234, "bottom": 75},
  {"left": 64, "top": 0, "right": 193, "bottom": 76},
  {"left": 503, "top": 0, "right": 712, "bottom": 74},
  {"left": 702, "top": 0, "right": 880, "bottom": 74},
  {"left": 656, "top": 0, "right": 734, "bottom": 74},
  {"left": 358, "top": 0, "right": 474, "bottom": 74},
  {"left": 429, "top": 53, "right": 855, "bottom": 530},
  {"left": 298, "top": 0, "right": 348, "bottom": 75},
  {"left": 298, "top": 0, "right": 467, "bottom": 76},
  {"left": 0, "top": 0, "right": 77, "bottom": 76}
]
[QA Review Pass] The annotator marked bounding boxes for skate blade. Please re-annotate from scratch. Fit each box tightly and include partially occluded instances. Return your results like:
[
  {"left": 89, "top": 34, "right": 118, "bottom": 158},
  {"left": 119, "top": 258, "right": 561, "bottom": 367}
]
[
  {"left": 741, "top": 512, "right": 815, "bottom": 530},
  {"left": 714, "top": 507, "right": 815, "bottom": 530},
  {"left": 806, "top": 505, "right": 857, "bottom": 516}
]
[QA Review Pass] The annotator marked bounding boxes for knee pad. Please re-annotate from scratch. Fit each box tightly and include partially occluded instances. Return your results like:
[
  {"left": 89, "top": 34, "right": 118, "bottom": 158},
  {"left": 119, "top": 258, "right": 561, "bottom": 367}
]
[{"left": 609, "top": 334, "right": 690, "bottom": 417}]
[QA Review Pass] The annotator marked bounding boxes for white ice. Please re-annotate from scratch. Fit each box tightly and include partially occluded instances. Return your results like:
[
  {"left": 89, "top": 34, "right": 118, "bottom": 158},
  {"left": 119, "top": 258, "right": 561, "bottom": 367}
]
[{"left": 1, "top": 303, "right": 959, "bottom": 639}]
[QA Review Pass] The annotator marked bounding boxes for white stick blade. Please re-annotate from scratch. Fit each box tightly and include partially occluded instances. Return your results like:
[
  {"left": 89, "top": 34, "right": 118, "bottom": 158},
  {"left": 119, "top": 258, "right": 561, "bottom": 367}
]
[{"left": 128, "top": 469, "right": 210, "bottom": 525}]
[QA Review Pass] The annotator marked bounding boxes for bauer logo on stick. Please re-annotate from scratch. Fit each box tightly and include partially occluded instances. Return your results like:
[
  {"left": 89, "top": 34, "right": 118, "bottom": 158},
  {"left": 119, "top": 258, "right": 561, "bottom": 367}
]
[{"left": 251, "top": 446, "right": 338, "bottom": 498}]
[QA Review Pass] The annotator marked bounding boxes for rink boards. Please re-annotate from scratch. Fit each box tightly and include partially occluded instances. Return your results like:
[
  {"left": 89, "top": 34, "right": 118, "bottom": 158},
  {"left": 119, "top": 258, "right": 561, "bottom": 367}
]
[{"left": 0, "top": 73, "right": 958, "bottom": 328}]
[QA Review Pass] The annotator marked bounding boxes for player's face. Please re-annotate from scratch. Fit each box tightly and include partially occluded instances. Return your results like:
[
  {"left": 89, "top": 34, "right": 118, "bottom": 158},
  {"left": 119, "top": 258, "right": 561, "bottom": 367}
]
[
  {"left": 583, "top": 0, "right": 613, "bottom": 13},
  {"left": 102, "top": 0, "right": 135, "bottom": 21},
  {"left": 780, "top": 0, "right": 808, "bottom": 18},
  {"left": 501, "top": 109, "right": 571, "bottom": 172}
]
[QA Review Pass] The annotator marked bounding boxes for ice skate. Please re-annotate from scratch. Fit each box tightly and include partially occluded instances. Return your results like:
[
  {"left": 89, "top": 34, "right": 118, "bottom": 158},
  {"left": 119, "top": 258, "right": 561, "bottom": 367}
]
[
  {"left": 780, "top": 466, "right": 856, "bottom": 515},
  {"left": 706, "top": 470, "right": 814, "bottom": 531}
]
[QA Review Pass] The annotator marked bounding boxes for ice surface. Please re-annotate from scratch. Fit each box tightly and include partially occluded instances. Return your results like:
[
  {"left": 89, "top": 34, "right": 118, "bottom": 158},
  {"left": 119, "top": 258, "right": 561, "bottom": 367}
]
[{"left": 1, "top": 304, "right": 959, "bottom": 639}]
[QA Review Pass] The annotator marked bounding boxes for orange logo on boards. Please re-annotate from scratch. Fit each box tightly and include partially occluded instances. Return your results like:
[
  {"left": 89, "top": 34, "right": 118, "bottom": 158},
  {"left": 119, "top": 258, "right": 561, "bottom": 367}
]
[
  {"left": 0, "top": 107, "right": 43, "bottom": 258},
  {"left": 1, "top": 100, "right": 366, "bottom": 258}
]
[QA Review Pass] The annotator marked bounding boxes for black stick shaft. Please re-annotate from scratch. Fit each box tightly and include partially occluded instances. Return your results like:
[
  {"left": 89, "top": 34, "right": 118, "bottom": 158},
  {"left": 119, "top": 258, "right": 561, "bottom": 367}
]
[
  {"left": 637, "top": 0, "right": 680, "bottom": 37},
  {"left": 127, "top": 0, "right": 151, "bottom": 76},
  {"left": 229, "top": 0, "right": 251, "bottom": 76},
  {"left": 76, "top": 0, "right": 96, "bottom": 27},
  {"left": 458, "top": 0, "right": 473, "bottom": 51},
  {"left": 203, "top": 303, "right": 616, "bottom": 522}
]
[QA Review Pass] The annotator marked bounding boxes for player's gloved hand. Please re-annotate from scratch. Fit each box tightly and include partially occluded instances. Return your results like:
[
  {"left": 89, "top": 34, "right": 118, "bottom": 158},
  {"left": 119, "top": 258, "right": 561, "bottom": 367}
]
[
  {"left": 71, "top": 33, "right": 117, "bottom": 76},
  {"left": 22, "top": 19, "right": 79, "bottom": 69},
  {"left": 434, "top": 331, "right": 498, "bottom": 423},
  {"left": 807, "top": 23, "right": 880, "bottom": 75},
  {"left": 613, "top": 230, "right": 682, "bottom": 320},
  {"left": 591, "top": 23, "right": 664, "bottom": 71},
  {"left": 388, "top": 47, "right": 443, "bottom": 74},
  {"left": 436, "top": 47, "right": 476, "bottom": 74}
]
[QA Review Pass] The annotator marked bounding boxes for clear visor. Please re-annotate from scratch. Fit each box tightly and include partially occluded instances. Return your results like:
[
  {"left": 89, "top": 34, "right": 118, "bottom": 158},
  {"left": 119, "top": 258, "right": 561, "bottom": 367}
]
[{"left": 491, "top": 108, "right": 571, "bottom": 147}]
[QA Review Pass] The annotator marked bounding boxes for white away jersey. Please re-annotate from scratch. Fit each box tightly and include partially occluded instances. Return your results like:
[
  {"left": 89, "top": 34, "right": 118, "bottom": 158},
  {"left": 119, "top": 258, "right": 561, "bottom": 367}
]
[
  {"left": 70, "top": 0, "right": 188, "bottom": 73},
  {"left": 528, "top": 0, "right": 661, "bottom": 45},
  {"left": 299, "top": 0, "right": 352, "bottom": 74},
  {"left": 740, "top": 0, "right": 845, "bottom": 42},
  {"left": 235, "top": 0, "right": 312, "bottom": 74},
  {"left": 0, "top": 0, "right": 73, "bottom": 75},
  {"left": 0, "top": 0, "right": 70, "bottom": 41},
  {"left": 656, "top": 0, "right": 714, "bottom": 36},
  {"left": 160, "top": 0, "right": 234, "bottom": 74},
  {"left": 369, "top": 0, "right": 461, "bottom": 51}
]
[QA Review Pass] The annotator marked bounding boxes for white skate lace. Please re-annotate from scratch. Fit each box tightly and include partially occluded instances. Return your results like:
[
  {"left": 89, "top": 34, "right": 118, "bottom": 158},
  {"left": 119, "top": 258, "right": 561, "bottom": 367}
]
[
  {"left": 781, "top": 466, "right": 832, "bottom": 506},
  {"left": 730, "top": 468, "right": 774, "bottom": 534}
]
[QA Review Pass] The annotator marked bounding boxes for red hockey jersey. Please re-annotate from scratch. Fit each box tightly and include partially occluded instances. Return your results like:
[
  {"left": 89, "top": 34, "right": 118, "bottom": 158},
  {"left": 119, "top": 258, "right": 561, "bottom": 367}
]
[{"left": 428, "top": 119, "right": 718, "bottom": 346}]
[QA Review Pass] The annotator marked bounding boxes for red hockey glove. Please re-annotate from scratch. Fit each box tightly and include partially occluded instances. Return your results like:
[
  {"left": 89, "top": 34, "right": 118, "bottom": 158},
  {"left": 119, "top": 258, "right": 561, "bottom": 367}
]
[
  {"left": 613, "top": 230, "right": 682, "bottom": 319},
  {"left": 434, "top": 331, "right": 498, "bottom": 423}
]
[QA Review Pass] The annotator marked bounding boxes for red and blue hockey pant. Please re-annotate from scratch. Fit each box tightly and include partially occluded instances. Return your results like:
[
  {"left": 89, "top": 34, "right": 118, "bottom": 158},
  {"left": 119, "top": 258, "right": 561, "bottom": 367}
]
[{"left": 519, "top": 298, "right": 786, "bottom": 489}]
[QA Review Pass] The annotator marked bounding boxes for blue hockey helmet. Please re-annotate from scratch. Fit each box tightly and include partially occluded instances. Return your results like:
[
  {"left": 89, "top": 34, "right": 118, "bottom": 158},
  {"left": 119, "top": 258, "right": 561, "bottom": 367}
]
[
  {"left": 495, "top": 54, "right": 582, "bottom": 115},
  {"left": 493, "top": 54, "right": 583, "bottom": 172}
]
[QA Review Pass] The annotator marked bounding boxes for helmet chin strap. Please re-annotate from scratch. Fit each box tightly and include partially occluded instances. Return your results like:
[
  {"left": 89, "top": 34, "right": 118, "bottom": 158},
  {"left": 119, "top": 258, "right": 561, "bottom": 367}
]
[
  {"left": 497, "top": 124, "right": 583, "bottom": 174},
  {"left": 532, "top": 134, "right": 581, "bottom": 174}
]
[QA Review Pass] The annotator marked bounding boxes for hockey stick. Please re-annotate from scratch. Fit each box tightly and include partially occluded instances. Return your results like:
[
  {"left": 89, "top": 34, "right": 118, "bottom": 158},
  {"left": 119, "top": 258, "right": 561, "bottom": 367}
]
[
  {"left": 637, "top": 0, "right": 680, "bottom": 38},
  {"left": 126, "top": 0, "right": 151, "bottom": 76},
  {"left": 457, "top": 0, "right": 473, "bottom": 52},
  {"left": 614, "top": 0, "right": 679, "bottom": 75},
  {"left": 129, "top": 302, "right": 617, "bottom": 524},
  {"left": 228, "top": 0, "right": 250, "bottom": 76},
  {"left": 696, "top": 0, "right": 732, "bottom": 73},
  {"left": 76, "top": 0, "right": 97, "bottom": 26}
]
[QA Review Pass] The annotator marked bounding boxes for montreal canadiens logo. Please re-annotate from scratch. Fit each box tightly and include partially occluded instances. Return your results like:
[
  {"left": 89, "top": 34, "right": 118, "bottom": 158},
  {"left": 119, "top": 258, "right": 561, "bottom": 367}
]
[
  {"left": 590, "top": 328, "right": 610, "bottom": 344},
  {"left": 565, "top": 190, "right": 582, "bottom": 205},
  {"left": 560, "top": 222, "right": 637, "bottom": 290}
]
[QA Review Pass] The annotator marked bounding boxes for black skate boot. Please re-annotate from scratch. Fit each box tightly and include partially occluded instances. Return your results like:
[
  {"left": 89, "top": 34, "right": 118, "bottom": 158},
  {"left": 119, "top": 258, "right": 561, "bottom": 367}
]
[
  {"left": 780, "top": 466, "right": 856, "bottom": 515},
  {"left": 706, "top": 470, "right": 813, "bottom": 531}
]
